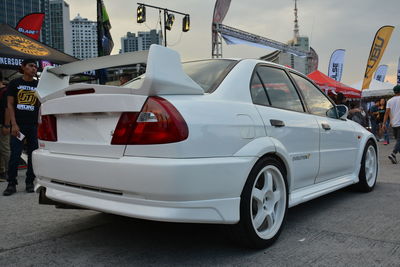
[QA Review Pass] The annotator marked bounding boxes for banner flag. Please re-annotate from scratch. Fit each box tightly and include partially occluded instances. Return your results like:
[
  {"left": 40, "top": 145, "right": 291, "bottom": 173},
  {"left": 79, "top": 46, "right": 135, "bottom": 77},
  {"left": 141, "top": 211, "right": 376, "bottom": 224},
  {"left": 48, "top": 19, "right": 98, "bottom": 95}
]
[
  {"left": 373, "top": 64, "right": 388, "bottom": 82},
  {"left": 327, "top": 49, "right": 345, "bottom": 82},
  {"left": 212, "top": 0, "right": 231, "bottom": 23},
  {"left": 397, "top": 57, "right": 400, "bottom": 85},
  {"left": 97, "top": 0, "right": 114, "bottom": 84},
  {"left": 97, "top": 0, "right": 114, "bottom": 57},
  {"left": 16, "top": 13, "right": 45, "bottom": 40},
  {"left": 362, "top": 25, "right": 394, "bottom": 89},
  {"left": 212, "top": 0, "right": 231, "bottom": 55}
]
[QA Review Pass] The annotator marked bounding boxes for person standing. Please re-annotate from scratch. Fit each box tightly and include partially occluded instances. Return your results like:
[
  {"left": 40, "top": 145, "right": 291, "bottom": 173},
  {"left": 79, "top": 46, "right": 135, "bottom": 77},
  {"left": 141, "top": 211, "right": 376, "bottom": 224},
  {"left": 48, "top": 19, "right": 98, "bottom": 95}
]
[
  {"left": 383, "top": 85, "right": 400, "bottom": 164},
  {"left": 3, "top": 59, "right": 40, "bottom": 196},
  {"left": 0, "top": 78, "right": 10, "bottom": 182}
]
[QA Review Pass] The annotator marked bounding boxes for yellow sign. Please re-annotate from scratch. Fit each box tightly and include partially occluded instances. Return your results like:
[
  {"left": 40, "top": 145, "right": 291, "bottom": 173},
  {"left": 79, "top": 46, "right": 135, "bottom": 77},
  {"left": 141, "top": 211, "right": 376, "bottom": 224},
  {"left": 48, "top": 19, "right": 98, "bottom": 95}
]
[
  {"left": 0, "top": 34, "right": 50, "bottom": 56},
  {"left": 362, "top": 26, "right": 394, "bottom": 90}
]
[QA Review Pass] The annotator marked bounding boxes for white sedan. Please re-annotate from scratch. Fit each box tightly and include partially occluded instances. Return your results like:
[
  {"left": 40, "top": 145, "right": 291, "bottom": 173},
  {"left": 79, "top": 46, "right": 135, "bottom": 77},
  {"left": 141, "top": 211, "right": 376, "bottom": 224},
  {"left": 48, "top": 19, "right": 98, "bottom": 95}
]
[{"left": 33, "top": 45, "right": 378, "bottom": 248}]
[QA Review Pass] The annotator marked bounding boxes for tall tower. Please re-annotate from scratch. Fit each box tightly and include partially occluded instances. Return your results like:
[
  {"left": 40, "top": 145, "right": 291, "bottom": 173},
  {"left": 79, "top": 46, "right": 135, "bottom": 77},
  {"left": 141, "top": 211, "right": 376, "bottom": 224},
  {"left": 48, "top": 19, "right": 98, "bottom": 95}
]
[{"left": 293, "top": 0, "right": 300, "bottom": 39}]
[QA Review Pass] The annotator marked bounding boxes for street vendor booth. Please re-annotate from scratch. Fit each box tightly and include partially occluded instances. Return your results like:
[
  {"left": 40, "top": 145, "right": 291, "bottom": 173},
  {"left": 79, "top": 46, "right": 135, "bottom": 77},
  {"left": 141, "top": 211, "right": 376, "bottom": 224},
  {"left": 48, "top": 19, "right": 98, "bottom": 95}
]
[
  {"left": 0, "top": 23, "right": 77, "bottom": 81},
  {"left": 308, "top": 70, "right": 361, "bottom": 99}
]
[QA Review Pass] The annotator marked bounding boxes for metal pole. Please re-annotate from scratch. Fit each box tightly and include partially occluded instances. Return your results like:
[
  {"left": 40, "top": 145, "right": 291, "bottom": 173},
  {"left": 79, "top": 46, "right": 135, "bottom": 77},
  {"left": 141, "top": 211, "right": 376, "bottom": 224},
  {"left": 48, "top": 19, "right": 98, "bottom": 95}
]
[{"left": 163, "top": 9, "right": 167, "bottom": 47}]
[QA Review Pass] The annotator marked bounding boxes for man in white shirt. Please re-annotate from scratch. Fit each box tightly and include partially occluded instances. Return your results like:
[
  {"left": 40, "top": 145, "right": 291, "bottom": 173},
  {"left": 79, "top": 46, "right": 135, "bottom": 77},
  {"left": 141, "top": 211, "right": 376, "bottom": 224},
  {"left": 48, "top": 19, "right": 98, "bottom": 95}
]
[{"left": 383, "top": 85, "right": 400, "bottom": 164}]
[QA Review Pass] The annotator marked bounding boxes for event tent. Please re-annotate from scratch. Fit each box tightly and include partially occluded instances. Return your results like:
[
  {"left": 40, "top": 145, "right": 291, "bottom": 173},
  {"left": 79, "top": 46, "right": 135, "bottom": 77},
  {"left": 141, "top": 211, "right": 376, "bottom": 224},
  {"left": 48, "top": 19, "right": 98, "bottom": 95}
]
[
  {"left": 307, "top": 70, "right": 361, "bottom": 99},
  {"left": 0, "top": 23, "right": 77, "bottom": 71},
  {"left": 352, "top": 79, "right": 395, "bottom": 98}
]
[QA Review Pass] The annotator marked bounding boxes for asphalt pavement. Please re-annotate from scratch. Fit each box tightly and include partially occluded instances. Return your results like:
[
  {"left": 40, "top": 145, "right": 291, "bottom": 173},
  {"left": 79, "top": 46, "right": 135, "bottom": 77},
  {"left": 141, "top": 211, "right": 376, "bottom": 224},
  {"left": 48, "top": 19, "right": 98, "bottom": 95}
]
[{"left": 0, "top": 141, "right": 399, "bottom": 266}]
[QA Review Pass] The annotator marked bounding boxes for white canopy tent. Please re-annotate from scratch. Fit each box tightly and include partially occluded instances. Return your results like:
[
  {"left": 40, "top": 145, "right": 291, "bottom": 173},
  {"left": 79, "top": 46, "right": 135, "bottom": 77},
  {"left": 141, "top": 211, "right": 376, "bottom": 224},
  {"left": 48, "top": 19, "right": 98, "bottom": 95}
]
[{"left": 352, "top": 80, "right": 395, "bottom": 97}]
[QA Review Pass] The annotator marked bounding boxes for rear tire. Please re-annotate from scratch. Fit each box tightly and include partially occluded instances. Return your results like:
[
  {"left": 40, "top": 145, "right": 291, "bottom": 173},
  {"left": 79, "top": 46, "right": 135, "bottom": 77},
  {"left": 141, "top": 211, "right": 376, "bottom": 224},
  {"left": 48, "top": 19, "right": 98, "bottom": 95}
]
[
  {"left": 230, "top": 156, "right": 288, "bottom": 248},
  {"left": 356, "top": 140, "right": 378, "bottom": 192}
]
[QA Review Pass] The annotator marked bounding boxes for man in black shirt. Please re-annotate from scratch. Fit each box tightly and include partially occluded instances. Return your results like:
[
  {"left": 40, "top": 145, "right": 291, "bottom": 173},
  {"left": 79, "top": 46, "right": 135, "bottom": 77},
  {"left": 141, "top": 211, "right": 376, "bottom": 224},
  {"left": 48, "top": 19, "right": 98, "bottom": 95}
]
[{"left": 3, "top": 59, "right": 40, "bottom": 196}]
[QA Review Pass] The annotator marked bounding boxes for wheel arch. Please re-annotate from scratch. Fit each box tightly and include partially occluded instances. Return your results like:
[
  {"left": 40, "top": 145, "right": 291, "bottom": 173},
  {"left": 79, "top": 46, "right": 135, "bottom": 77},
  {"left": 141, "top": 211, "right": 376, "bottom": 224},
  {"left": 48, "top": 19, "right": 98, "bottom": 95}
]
[{"left": 234, "top": 137, "right": 293, "bottom": 192}]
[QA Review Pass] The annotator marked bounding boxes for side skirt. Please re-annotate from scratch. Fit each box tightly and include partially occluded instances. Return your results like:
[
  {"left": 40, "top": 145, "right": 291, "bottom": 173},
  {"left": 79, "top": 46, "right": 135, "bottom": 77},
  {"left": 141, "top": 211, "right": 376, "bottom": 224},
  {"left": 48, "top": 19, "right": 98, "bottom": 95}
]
[{"left": 289, "top": 175, "right": 357, "bottom": 208}]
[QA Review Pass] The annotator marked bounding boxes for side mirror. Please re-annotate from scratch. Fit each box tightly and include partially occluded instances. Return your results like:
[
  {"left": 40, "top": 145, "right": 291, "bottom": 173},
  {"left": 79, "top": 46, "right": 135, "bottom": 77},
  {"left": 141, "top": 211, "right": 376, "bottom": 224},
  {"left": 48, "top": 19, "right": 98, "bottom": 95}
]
[
  {"left": 326, "top": 104, "right": 348, "bottom": 119},
  {"left": 336, "top": 104, "right": 349, "bottom": 119}
]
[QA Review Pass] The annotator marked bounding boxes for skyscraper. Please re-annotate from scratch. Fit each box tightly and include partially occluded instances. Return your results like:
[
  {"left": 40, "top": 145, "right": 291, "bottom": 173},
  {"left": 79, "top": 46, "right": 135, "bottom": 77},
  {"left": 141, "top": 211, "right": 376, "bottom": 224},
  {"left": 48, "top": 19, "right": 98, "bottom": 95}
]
[
  {"left": 121, "top": 30, "right": 162, "bottom": 53},
  {"left": 49, "top": 0, "right": 72, "bottom": 54},
  {"left": 0, "top": 0, "right": 41, "bottom": 27},
  {"left": 71, "top": 14, "right": 98, "bottom": 59}
]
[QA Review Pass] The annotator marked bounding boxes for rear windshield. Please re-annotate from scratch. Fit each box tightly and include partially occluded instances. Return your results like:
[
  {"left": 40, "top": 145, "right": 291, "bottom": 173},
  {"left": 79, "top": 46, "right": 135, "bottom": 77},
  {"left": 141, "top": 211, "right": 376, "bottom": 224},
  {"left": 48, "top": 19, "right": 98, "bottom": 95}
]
[
  {"left": 123, "top": 59, "right": 237, "bottom": 93},
  {"left": 182, "top": 59, "right": 237, "bottom": 93}
]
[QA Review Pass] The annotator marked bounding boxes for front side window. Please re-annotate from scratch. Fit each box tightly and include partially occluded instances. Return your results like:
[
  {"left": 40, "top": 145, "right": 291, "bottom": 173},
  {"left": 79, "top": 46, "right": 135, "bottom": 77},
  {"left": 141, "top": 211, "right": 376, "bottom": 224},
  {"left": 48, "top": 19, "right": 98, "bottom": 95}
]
[
  {"left": 254, "top": 66, "right": 304, "bottom": 112},
  {"left": 291, "top": 73, "right": 336, "bottom": 117}
]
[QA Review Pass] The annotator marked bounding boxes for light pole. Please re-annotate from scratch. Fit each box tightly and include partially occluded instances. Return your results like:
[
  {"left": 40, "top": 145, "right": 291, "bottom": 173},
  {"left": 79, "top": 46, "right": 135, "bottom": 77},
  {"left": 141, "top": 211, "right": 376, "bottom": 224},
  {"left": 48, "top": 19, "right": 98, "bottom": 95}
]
[{"left": 137, "top": 3, "right": 190, "bottom": 47}]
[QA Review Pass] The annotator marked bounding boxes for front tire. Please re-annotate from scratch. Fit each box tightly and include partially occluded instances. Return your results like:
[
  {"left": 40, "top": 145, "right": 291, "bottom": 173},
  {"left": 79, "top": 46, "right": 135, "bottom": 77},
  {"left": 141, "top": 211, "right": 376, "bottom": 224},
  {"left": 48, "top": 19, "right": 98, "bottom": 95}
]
[
  {"left": 231, "top": 156, "right": 288, "bottom": 248},
  {"left": 356, "top": 140, "right": 378, "bottom": 192}
]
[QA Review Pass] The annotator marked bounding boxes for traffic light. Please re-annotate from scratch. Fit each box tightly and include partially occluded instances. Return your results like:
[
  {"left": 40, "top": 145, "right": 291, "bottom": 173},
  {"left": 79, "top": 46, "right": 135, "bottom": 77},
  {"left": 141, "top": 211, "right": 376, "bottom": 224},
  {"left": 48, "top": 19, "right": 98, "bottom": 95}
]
[
  {"left": 137, "top": 5, "right": 146, "bottom": 23},
  {"left": 182, "top": 15, "right": 190, "bottom": 32},
  {"left": 165, "top": 13, "right": 175, "bottom": 31}
]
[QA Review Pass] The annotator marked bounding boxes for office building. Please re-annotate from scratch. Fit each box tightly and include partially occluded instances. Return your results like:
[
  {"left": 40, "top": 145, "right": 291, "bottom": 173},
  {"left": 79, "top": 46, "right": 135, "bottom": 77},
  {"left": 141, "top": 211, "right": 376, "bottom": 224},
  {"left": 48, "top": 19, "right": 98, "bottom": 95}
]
[
  {"left": 121, "top": 29, "right": 162, "bottom": 53},
  {"left": 71, "top": 14, "right": 98, "bottom": 59},
  {"left": 49, "top": 0, "right": 72, "bottom": 54}
]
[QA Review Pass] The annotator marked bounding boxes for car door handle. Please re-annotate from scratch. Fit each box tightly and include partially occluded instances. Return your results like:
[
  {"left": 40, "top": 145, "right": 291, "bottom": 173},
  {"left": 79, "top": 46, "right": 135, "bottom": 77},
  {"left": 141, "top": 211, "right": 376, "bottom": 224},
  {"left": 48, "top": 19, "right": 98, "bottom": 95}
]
[
  {"left": 321, "top": 123, "right": 331, "bottom": 130},
  {"left": 270, "top": 119, "right": 285, "bottom": 127}
]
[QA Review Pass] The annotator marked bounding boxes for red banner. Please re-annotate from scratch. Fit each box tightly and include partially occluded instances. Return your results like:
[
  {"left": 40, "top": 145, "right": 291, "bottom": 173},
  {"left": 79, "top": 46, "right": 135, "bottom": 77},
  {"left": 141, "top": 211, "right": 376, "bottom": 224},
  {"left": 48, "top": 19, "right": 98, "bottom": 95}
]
[{"left": 16, "top": 13, "right": 45, "bottom": 40}]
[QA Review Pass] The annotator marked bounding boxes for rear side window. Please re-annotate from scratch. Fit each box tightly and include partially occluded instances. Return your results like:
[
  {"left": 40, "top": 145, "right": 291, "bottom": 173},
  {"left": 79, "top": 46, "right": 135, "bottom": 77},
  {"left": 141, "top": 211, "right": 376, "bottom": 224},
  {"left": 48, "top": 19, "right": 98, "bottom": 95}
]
[
  {"left": 250, "top": 73, "right": 269, "bottom": 106},
  {"left": 252, "top": 66, "right": 304, "bottom": 112}
]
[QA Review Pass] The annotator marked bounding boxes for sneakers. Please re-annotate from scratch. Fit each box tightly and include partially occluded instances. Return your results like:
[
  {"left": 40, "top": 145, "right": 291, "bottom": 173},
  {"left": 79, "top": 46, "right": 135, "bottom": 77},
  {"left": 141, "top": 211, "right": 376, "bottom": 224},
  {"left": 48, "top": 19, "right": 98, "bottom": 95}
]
[
  {"left": 383, "top": 141, "right": 389, "bottom": 145},
  {"left": 25, "top": 184, "right": 34, "bottom": 193},
  {"left": 388, "top": 153, "right": 397, "bottom": 164},
  {"left": 3, "top": 183, "right": 16, "bottom": 196}
]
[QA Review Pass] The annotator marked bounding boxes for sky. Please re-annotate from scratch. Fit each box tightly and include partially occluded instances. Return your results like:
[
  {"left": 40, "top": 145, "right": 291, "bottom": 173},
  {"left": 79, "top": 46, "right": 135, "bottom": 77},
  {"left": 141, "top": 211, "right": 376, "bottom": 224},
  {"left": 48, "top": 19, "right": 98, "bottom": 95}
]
[{"left": 67, "top": 0, "right": 400, "bottom": 86}]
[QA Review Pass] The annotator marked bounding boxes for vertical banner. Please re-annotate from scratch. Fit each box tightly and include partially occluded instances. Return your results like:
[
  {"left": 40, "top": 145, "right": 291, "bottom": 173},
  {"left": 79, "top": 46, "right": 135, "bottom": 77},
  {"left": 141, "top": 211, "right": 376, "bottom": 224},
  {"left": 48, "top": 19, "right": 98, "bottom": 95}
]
[
  {"left": 362, "top": 25, "right": 394, "bottom": 89},
  {"left": 212, "top": 0, "right": 231, "bottom": 56},
  {"left": 327, "top": 49, "right": 345, "bottom": 82},
  {"left": 397, "top": 57, "right": 400, "bottom": 85},
  {"left": 97, "top": 0, "right": 114, "bottom": 84},
  {"left": 16, "top": 13, "right": 45, "bottom": 40},
  {"left": 373, "top": 64, "right": 388, "bottom": 82}
]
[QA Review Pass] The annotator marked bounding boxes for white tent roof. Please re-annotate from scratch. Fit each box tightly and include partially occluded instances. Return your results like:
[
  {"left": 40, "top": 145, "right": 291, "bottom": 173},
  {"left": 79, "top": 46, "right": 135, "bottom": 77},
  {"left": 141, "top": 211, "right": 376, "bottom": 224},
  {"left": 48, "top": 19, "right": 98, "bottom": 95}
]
[{"left": 352, "top": 80, "right": 395, "bottom": 97}]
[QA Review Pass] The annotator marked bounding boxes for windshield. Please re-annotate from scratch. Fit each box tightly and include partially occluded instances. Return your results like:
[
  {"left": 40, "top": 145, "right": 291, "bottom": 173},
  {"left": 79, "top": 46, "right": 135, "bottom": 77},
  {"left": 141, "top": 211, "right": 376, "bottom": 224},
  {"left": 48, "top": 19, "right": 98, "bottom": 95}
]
[{"left": 123, "top": 59, "right": 237, "bottom": 93}]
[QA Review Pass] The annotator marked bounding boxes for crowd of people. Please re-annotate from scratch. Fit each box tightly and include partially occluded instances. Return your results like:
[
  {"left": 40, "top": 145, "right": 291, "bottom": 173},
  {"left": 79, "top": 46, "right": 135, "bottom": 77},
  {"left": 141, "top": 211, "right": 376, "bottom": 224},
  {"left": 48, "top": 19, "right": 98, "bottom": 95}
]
[{"left": 337, "top": 86, "right": 400, "bottom": 165}]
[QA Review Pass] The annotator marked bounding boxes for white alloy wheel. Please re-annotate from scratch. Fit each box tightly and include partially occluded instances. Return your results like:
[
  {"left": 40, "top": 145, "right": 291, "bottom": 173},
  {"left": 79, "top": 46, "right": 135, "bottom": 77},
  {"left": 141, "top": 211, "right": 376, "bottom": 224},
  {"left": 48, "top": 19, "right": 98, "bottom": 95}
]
[
  {"left": 356, "top": 140, "right": 378, "bottom": 192},
  {"left": 251, "top": 165, "right": 286, "bottom": 239},
  {"left": 232, "top": 157, "right": 288, "bottom": 248},
  {"left": 364, "top": 145, "right": 378, "bottom": 187}
]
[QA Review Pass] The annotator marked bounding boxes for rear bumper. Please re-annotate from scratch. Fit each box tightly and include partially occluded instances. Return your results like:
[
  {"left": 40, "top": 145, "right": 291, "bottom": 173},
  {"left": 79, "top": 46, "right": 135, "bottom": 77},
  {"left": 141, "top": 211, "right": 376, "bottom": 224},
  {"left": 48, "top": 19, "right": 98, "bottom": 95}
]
[{"left": 33, "top": 149, "right": 256, "bottom": 223}]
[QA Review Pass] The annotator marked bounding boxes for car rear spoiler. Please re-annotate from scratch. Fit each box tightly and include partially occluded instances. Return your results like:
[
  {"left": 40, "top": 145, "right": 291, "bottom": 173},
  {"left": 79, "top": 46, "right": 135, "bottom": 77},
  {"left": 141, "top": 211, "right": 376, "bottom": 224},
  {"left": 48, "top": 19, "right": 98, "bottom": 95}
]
[{"left": 37, "top": 44, "right": 204, "bottom": 103}]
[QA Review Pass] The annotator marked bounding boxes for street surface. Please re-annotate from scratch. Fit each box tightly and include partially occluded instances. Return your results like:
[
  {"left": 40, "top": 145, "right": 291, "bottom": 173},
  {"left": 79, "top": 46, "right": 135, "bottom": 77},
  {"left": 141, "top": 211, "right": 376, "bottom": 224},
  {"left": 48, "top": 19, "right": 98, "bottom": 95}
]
[{"left": 0, "top": 142, "right": 399, "bottom": 266}]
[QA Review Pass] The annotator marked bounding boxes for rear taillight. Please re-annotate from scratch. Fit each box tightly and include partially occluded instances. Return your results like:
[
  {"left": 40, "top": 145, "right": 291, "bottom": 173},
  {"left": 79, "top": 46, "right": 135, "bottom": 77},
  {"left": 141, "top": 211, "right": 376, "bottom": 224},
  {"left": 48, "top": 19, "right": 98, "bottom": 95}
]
[
  {"left": 38, "top": 115, "right": 57, "bottom": 142},
  {"left": 111, "top": 96, "right": 188, "bottom": 145}
]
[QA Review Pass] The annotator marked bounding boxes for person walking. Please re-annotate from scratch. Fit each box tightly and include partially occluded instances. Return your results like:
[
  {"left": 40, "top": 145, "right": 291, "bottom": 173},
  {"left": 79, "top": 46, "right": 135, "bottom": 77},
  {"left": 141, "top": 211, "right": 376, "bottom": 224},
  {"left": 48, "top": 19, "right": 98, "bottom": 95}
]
[
  {"left": 0, "top": 78, "right": 10, "bottom": 182},
  {"left": 3, "top": 59, "right": 40, "bottom": 196},
  {"left": 383, "top": 85, "right": 400, "bottom": 164}
]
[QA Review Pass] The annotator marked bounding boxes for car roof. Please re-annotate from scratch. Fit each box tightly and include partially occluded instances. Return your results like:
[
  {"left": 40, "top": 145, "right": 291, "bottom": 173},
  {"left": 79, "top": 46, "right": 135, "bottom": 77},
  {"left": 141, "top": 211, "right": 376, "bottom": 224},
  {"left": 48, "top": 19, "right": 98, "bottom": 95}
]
[{"left": 182, "top": 58, "right": 307, "bottom": 78}]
